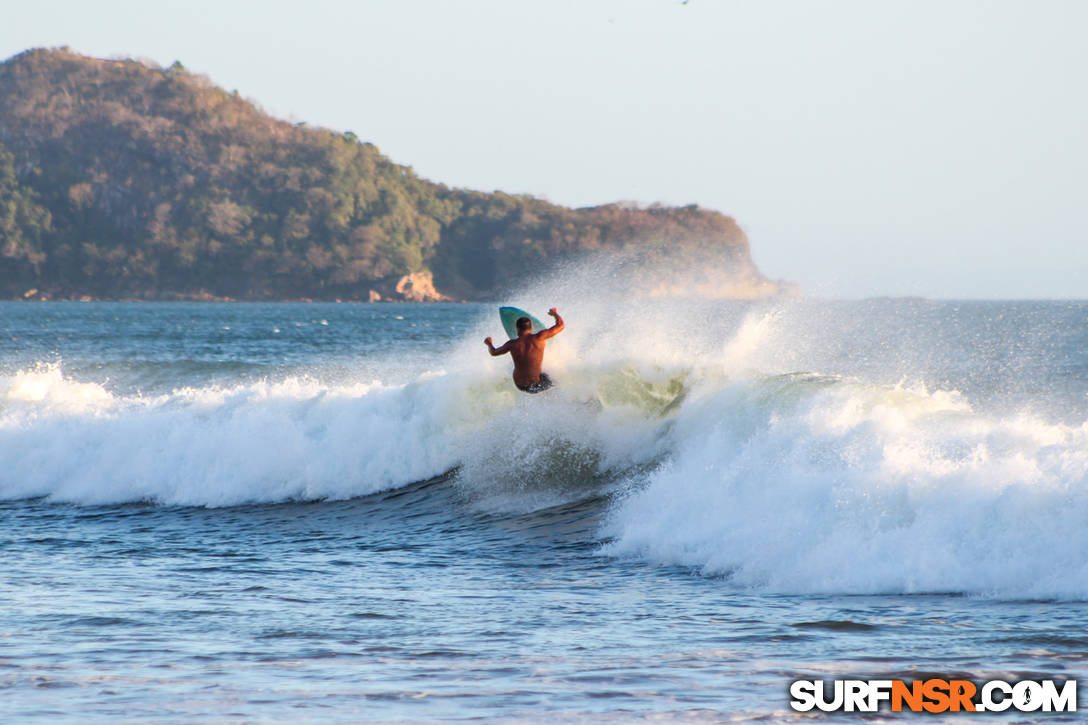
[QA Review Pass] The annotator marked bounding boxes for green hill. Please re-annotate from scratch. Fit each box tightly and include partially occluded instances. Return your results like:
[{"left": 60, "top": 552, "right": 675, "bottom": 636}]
[{"left": 0, "top": 48, "right": 782, "bottom": 301}]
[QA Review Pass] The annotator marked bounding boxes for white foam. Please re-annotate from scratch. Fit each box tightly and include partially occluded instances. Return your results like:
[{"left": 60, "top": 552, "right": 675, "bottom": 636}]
[
  {"left": 602, "top": 373, "right": 1088, "bottom": 598},
  {"left": 0, "top": 353, "right": 678, "bottom": 510},
  {"left": 0, "top": 364, "right": 466, "bottom": 506}
]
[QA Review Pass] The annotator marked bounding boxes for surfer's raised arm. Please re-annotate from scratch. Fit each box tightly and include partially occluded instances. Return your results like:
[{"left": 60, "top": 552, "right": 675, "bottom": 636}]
[
  {"left": 484, "top": 337, "right": 511, "bottom": 356},
  {"left": 536, "top": 308, "right": 564, "bottom": 340}
]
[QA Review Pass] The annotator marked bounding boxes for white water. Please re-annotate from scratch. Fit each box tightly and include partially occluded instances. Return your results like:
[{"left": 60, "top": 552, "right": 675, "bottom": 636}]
[
  {"left": 3, "top": 296, "right": 1086, "bottom": 599},
  {"left": 603, "top": 370, "right": 1088, "bottom": 598},
  {"left": 0, "top": 364, "right": 461, "bottom": 506}
]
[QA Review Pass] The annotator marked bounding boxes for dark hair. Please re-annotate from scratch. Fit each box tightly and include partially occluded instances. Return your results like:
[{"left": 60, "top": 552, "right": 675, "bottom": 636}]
[{"left": 516, "top": 316, "right": 532, "bottom": 333}]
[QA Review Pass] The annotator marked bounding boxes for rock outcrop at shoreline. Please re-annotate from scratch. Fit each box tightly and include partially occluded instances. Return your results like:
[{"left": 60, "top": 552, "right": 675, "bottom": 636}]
[{"left": 0, "top": 48, "right": 789, "bottom": 301}]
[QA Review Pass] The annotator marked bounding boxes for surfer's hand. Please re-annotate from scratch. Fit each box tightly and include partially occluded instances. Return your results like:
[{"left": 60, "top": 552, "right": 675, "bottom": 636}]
[
  {"left": 548, "top": 307, "right": 559, "bottom": 318},
  {"left": 484, "top": 337, "right": 493, "bottom": 346}
]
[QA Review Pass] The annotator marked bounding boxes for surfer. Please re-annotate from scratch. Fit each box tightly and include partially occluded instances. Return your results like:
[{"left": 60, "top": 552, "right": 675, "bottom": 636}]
[{"left": 485, "top": 307, "right": 564, "bottom": 393}]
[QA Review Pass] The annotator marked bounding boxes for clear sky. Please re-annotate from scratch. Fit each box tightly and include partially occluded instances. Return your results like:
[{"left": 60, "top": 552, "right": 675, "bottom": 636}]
[{"left": 3, "top": 0, "right": 1086, "bottom": 298}]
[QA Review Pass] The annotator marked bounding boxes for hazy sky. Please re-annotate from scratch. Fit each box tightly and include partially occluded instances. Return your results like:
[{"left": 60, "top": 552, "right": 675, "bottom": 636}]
[{"left": 4, "top": 0, "right": 1086, "bottom": 298}]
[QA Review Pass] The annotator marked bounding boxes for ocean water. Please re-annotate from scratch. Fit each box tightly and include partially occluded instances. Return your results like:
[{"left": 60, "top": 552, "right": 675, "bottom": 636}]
[{"left": 2, "top": 297, "right": 1087, "bottom": 722}]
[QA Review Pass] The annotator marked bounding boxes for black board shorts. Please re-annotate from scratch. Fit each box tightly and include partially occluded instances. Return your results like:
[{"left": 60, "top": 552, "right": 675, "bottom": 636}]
[{"left": 516, "top": 372, "right": 554, "bottom": 394}]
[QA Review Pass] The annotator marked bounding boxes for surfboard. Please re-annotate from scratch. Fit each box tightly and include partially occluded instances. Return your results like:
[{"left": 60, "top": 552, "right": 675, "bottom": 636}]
[{"left": 499, "top": 306, "right": 547, "bottom": 340}]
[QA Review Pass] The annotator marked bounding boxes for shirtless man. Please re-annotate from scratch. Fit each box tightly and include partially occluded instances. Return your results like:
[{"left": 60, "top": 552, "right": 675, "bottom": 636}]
[{"left": 485, "top": 308, "right": 564, "bottom": 393}]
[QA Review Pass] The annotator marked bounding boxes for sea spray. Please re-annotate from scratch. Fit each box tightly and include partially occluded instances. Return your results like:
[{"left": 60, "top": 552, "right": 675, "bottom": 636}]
[{"left": 491, "top": 269, "right": 1088, "bottom": 598}]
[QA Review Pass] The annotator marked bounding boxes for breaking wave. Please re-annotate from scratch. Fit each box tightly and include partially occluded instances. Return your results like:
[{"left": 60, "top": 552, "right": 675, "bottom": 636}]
[{"left": 3, "top": 296, "right": 1087, "bottom": 599}]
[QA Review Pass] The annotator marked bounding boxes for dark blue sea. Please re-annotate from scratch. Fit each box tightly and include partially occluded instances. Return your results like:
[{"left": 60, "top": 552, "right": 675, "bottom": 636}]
[{"left": 2, "top": 297, "right": 1087, "bottom": 722}]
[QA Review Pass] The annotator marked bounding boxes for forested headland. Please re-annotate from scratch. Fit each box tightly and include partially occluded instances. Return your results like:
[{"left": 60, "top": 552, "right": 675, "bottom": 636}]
[{"left": 0, "top": 48, "right": 785, "bottom": 301}]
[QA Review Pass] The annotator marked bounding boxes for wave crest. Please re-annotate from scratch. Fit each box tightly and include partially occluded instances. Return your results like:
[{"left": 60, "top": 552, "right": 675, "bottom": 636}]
[
  {"left": 0, "top": 364, "right": 461, "bottom": 506},
  {"left": 603, "top": 372, "right": 1088, "bottom": 598}
]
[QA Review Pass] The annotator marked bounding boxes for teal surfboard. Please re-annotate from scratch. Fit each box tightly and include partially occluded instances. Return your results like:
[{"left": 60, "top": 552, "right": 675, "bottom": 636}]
[{"left": 499, "top": 306, "right": 547, "bottom": 340}]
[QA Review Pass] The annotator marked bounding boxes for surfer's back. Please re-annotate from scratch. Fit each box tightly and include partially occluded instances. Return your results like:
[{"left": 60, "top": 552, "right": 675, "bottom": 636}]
[
  {"left": 484, "top": 307, "right": 564, "bottom": 391},
  {"left": 506, "top": 331, "right": 550, "bottom": 388}
]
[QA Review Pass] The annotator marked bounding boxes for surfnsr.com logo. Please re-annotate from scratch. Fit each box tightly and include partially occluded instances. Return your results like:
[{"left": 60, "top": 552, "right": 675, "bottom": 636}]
[{"left": 789, "top": 679, "right": 1077, "bottom": 713}]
